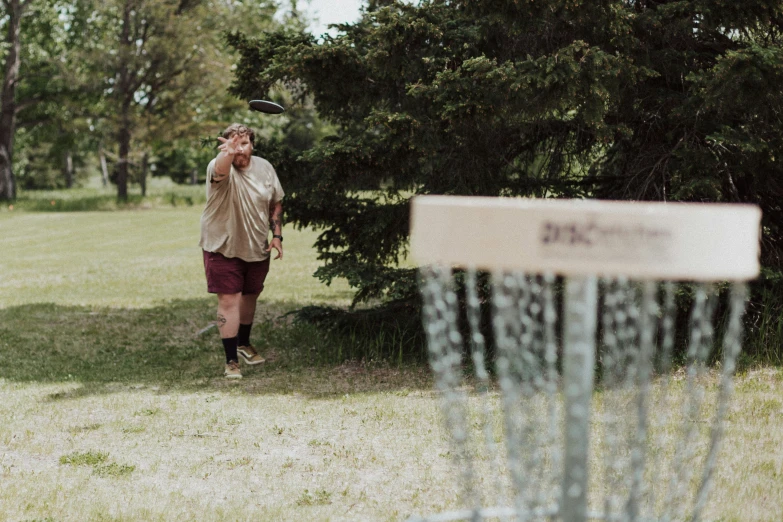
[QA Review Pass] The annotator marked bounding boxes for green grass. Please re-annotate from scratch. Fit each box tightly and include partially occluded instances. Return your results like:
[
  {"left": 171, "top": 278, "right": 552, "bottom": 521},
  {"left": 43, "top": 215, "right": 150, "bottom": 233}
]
[
  {"left": 3, "top": 176, "right": 207, "bottom": 212},
  {"left": 0, "top": 201, "right": 367, "bottom": 381},
  {"left": 92, "top": 462, "right": 136, "bottom": 478},
  {"left": 1, "top": 190, "right": 782, "bottom": 521},
  {"left": 0, "top": 204, "right": 350, "bottom": 309},
  {"left": 0, "top": 197, "right": 446, "bottom": 521},
  {"left": 59, "top": 450, "right": 109, "bottom": 466}
]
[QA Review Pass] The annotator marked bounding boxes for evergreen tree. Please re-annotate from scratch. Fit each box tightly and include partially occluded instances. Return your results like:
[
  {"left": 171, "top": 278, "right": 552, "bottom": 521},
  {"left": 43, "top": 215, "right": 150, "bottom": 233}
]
[{"left": 228, "top": 0, "right": 783, "bottom": 307}]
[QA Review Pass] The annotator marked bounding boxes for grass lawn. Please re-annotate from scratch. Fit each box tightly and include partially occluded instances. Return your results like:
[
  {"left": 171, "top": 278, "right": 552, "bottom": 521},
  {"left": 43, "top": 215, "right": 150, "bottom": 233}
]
[{"left": 1, "top": 193, "right": 782, "bottom": 521}]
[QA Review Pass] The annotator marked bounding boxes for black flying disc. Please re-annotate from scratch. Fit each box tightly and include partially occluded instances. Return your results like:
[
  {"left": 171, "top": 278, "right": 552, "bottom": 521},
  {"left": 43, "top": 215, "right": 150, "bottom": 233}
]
[{"left": 249, "top": 100, "right": 285, "bottom": 114}]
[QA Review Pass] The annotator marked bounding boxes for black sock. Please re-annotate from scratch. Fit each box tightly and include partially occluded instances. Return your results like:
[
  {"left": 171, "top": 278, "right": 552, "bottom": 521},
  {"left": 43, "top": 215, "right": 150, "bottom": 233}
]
[
  {"left": 237, "top": 323, "right": 253, "bottom": 347},
  {"left": 222, "top": 336, "right": 238, "bottom": 363}
]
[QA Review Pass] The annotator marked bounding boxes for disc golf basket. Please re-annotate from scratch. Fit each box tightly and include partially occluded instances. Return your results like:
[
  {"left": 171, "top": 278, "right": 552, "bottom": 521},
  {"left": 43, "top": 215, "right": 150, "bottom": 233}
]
[{"left": 408, "top": 196, "right": 761, "bottom": 522}]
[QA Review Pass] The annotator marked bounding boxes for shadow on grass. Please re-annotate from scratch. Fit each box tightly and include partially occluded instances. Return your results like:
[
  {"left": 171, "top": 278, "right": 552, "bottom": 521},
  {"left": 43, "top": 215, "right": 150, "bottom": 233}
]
[{"left": 0, "top": 300, "right": 432, "bottom": 399}]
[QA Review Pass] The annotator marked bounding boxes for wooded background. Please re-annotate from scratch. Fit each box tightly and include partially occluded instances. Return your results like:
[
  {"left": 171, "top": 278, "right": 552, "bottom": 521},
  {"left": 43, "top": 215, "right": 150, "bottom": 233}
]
[{"left": 3, "top": 0, "right": 782, "bottom": 358}]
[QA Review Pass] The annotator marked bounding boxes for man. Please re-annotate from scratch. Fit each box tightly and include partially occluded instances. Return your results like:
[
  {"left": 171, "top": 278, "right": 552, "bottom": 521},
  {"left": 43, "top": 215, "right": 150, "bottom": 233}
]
[{"left": 199, "top": 123, "right": 284, "bottom": 379}]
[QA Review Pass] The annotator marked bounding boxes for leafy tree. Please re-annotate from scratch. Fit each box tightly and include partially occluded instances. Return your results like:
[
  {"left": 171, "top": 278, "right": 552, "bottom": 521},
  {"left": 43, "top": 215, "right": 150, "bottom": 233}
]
[
  {"left": 152, "top": 144, "right": 215, "bottom": 185},
  {"left": 61, "top": 0, "right": 283, "bottom": 199},
  {"left": 1, "top": 0, "right": 93, "bottom": 197},
  {"left": 4, "top": 0, "right": 307, "bottom": 197},
  {"left": 12, "top": 0, "right": 96, "bottom": 190},
  {"left": 227, "top": 0, "right": 783, "bottom": 310},
  {"left": 147, "top": 1, "right": 317, "bottom": 189},
  {"left": 69, "top": 0, "right": 209, "bottom": 199}
]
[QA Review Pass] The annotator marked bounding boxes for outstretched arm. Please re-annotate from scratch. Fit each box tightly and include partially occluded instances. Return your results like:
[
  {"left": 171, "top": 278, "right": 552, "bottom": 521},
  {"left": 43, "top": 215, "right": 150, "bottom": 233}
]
[
  {"left": 267, "top": 201, "right": 284, "bottom": 260},
  {"left": 212, "top": 135, "right": 240, "bottom": 181}
]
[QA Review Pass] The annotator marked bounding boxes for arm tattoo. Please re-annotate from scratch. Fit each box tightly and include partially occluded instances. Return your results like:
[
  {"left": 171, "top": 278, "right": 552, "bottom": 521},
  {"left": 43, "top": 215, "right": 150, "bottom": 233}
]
[{"left": 270, "top": 202, "right": 283, "bottom": 233}]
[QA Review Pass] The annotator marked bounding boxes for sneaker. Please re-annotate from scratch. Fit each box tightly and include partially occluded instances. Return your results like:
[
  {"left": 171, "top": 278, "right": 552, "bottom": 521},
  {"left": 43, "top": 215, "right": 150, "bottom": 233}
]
[
  {"left": 238, "top": 345, "right": 265, "bottom": 365},
  {"left": 224, "top": 360, "right": 242, "bottom": 379}
]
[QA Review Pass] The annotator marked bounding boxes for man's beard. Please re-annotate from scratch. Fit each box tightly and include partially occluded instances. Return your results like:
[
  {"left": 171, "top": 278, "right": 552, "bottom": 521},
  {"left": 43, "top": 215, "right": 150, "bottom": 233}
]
[{"left": 233, "top": 154, "right": 251, "bottom": 169}]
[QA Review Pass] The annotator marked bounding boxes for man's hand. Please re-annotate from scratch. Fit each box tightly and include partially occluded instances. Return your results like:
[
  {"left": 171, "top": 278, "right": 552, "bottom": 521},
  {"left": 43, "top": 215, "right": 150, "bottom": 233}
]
[
  {"left": 217, "top": 134, "right": 240, "bottom": 156},
  {"left": 214, "top": 135, "right": 241, "bottom": 178},
  {"left": 267, "top": 237, "right": 283, "bottom": 260}
]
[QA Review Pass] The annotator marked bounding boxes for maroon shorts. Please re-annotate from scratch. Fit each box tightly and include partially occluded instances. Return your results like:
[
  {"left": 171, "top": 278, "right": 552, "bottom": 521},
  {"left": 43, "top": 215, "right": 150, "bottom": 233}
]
[{"left": 203, "top": 250, "right": 270, "bottom": 295}]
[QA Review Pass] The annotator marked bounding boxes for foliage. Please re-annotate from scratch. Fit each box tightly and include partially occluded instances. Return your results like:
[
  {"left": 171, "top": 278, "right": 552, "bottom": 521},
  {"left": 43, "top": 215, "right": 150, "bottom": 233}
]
[
  {"left": 746, "top": 269, "right": 783, "bottom": 363},
  {"left": 152, "top": 145, "right": 216, "bottom": 185},
  {"left": 5, "top": 0, "right": 303, "bottom": 196},
  {"left": 292, "top": 298, "right": 426, "bottom": 363},
  {"left": 588, "top": 2, "right": 783, "bottom": 272},
  {"left": 66, "top": 0, "right": 249, "bottom": 198},
  {"left": 10, "top": 0, "right": 89, "bottom": 190},
  {"left": 227, "top": 0, "right": 783, "bottom": 310}
]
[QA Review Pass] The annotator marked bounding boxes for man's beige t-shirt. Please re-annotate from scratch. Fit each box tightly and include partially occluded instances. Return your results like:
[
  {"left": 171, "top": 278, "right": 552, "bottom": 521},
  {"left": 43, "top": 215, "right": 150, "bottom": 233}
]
[{"left": 199, "top": 156, "right": 284, "bottom": 262}]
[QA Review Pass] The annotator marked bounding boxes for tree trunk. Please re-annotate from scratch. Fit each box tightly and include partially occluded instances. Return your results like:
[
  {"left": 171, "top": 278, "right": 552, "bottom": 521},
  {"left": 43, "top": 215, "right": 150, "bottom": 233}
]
[
  {"left": 0, "top": 146, "right": 13, "bottom": 201},
  {"left": 0, "top": 0, "right": 24, "bottom": 201},
  {"left": 140, "top": 152, "right": 148, "bottom": 197},
  {"left": 190, "top": 167, "right": 197, "bottom": 185},
  {"left": 115, "top": 0, "right": 133, "bottom": 202},
  {"left": 63, "top": 151, "right": 74, "bottom": 188},
  {"left": 117, "top": 122, "right": 130, "bottom": 201},
  {"left": 99, "top": 146, "right": 109, "bottom": 186}
]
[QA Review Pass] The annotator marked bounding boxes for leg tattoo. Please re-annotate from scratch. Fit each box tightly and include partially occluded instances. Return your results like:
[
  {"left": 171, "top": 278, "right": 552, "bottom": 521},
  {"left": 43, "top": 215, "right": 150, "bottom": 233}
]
[{"left": 216, "top": 313, "right": 227, "bottom": 331}]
